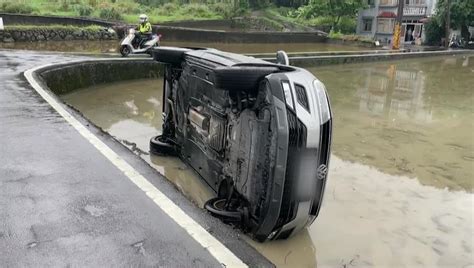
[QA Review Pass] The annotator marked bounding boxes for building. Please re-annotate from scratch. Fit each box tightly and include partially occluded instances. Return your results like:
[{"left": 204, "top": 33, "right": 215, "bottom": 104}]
[{"left": 356, "top": 0, "right": 438, "bottom": 44}]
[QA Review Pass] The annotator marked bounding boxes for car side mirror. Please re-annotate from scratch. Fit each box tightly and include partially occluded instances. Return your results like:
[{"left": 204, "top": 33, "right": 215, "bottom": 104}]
[{"left": 276, "top": 50, "right": 289, "bottom": 66}]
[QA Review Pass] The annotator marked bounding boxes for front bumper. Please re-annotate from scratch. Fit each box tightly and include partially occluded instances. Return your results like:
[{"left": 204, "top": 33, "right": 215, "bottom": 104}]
[{"left": 254, "top": 70, "right": 332, "bottom": 241}]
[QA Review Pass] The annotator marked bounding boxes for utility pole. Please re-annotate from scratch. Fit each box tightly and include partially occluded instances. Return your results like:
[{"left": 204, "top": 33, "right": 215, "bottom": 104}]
[
  {"left": 392, "top": 0, "right": 405, "bottom": 50},
  {"left": 445, "top": 0, "right": 451, "bottom": 47}
]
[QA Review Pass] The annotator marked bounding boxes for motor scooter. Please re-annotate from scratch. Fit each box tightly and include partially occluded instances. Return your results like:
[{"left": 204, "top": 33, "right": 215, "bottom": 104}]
[{"left": 120, "top": 28, "right": 161, "bottom": 57}]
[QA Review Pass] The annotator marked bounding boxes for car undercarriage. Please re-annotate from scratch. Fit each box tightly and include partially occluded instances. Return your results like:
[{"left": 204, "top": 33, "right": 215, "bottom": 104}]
[{"left": 150, "top": 47, "right": 332, "bottom": 241}]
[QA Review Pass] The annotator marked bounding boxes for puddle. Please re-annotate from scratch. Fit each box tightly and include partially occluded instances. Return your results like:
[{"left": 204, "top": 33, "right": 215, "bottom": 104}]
[{"left": 61, "top": 55, "right": 473, "bottom": 267}]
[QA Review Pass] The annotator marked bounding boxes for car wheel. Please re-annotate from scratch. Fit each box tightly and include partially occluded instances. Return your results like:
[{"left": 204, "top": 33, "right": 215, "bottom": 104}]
[
  {"left": 214, "top": 66, "right": 278, "bottom": 92},
  {"left": 120, "top": 45, "right": 130, "bottom": 57},
  {"left": 149, "top": 135, "right": 177, "bottom": 156},
  {"left": 204, "top": 197, "right": 241, "bottom": 222}
]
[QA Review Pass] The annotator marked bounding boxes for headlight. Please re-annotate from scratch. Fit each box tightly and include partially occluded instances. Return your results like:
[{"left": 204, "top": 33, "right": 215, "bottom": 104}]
[
  {"left": 313, "top": 80, "right": 331, "bottom": 123},
  {"left": 282, "top": 81, "right": 294, "bottom": 110}
]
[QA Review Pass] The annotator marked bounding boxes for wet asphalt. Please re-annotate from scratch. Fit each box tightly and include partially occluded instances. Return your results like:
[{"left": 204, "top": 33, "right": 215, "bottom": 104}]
[{"left": 0, "top": 50, "right": 272, "bottom": 267}]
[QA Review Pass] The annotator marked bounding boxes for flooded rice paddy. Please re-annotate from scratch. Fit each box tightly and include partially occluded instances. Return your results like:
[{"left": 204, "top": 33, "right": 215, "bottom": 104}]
[
  {"left": 0, "top": 40, "right": 365, "bottom": 54},
  {"left": 61, "top": 55, "right": 473, "bottom": 267}
]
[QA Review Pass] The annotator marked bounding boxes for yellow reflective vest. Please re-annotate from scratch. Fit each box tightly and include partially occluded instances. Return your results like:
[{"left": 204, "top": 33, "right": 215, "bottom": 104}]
[{"left": 139, "top": 22, "right": 152, "bottom": 34}]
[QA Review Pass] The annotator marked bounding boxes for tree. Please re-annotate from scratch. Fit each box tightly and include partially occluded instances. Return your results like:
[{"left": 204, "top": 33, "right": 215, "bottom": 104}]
[
  {"left": 424, "top": 17, "right": 445, "bottom": 45},
  {"left": 295, "top": 0, "right": 366, "bottom": 31},
  {"left": 434, "top": 0, "right": 474, "bottom": 40},
  {"left": 274, "top": 0, "right": 310, "bottom": 7}
]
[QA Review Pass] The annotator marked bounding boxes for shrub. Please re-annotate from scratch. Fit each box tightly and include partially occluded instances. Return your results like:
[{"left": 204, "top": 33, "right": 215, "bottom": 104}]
[
  {"left": 59, "top": 0, "right": 70, "bottom": 12},
  {"left": 328, "top": 30, "right": 344, "bottom": 39},
  {"left": 424, "top": 19, "right": 444, "bottom": 46},
  {"left": 301, "top": 16, "right": 333, "bottom": 30},
  {"left": 181, "top": 4, "right": 213, "bottom": 18},
  {"left": 116, "top": 1, "right": 141, "bottom": 14},
  {"left": 99, "top": 7, "right": 123, "bottom": 21},
  {"left": 210, "top": 3, "right": 233, "bottom": 19},
  {"left": 135, "top": 0, "right": 166, "bottom": 7},
  {"left": 275, "top": 6, "right": 293, "bottom": 16},
  {"left": 75, "top": 4, "right": 93, "bottom": 17},
  {"left": 0, "top": 2, "right": 36, "bottom": 14},
  {"left": 88, "top": 0, "right": 98, "bottom": 7},
  {"left": 161, "top": 2, "right": 178, "bottom": 14},
  {"left": 335, "top": 17, "right": 357, "bottom": 34}
]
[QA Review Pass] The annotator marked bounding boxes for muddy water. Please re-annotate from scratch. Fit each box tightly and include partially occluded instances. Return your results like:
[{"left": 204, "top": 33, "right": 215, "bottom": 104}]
[
  {"left": 310, "top": 56, "right": 474, "bottom": 192},
  {"left": 61, "top": 80, "right": 215, "bottom": 205},
  {"left": 61, "top": 55, "right": 473, "bottom": 267},
  {"left": 0, "top": 40, "right": 364, "bottom": 54}
]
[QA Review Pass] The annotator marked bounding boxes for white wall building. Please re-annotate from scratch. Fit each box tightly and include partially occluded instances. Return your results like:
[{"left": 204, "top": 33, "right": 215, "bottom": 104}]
[{"left": 356, "top": 0, "right": 438, "bottom": 44}]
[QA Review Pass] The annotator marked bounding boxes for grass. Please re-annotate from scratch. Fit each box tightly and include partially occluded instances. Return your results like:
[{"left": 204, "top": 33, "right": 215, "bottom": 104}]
[
  {"left": 5, "top": 24, "right": 104, "bottom": 32},
  {"left": 122, "top": 12, "right": 222, "bottom": 24},
  {"left": 328, "top": 31, "right": 374, "bottom": 43},
  {"left": 0, "top": 0, "right": 226, "bottom": 24}
]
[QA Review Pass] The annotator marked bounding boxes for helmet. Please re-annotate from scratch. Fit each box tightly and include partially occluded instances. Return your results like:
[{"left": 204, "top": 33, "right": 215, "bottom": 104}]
[{"left": 139, "top": 14, "right": 148, "bottom": 23}]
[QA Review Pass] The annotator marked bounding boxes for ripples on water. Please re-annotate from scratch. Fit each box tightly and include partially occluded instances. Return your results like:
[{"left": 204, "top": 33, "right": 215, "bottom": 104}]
[{"left": 61, "top": 55, "right": 473, "bottom": 267}]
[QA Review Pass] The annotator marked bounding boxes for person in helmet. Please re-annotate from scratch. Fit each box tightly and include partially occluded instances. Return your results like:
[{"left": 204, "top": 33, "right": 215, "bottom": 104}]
[{"left": 135, "top": 14, "right": 152, "bottom": 48}]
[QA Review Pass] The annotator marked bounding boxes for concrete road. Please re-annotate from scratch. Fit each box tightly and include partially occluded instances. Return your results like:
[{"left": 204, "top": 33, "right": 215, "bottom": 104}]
[{"left": 0, "top": 50, "right": 272, "bottom": 267}]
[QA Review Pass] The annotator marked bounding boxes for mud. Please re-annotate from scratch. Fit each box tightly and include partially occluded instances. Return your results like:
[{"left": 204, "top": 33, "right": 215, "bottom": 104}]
[
  {"left": 0, "top": 40, "right": 364, "bottom": 54},
  {"left": 61, "top": 55, "right": 473, "bottom": 267}
]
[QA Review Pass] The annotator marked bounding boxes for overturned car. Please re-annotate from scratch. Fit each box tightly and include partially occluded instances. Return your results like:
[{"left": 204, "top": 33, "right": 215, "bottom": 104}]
[{"left": 150, "top": 47, "right": 332, "bottom": 241}]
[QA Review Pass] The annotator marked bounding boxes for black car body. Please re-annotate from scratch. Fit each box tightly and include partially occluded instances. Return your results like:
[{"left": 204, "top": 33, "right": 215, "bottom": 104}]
[{"left": 150, "top": 47, "right": 332, "bottom": 241}]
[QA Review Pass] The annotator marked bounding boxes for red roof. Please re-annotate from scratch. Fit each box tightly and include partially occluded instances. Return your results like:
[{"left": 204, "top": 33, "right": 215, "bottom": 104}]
[{"left": 378, "top": 11, "right": 397, "bottom": 18}]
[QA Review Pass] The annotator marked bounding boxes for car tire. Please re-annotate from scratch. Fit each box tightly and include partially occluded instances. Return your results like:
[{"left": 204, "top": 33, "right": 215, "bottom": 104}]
[
  {"left": 204, "top": 197, "right": 241, "bottom": 222},
  {"left": 214, "top": 66, "right": 278, "bottom": 92},
  {"left": 149, "top": 135, "right": 177, "bottom": 156},
  {"left": 153, "top": 47, "right": 190, "bottom": 65}
]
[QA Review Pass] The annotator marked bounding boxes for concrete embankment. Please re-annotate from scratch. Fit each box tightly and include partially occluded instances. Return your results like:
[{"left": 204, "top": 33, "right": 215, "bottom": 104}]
[
  {"left": 264, "top": 49, "right": 474, "bottom": 67},
  {"left": 121, "top": 25, "right": 328, "bottom": 43},
  {"left": 0, "top": 13, "right": 329, "bottom": 44},
  {"left": 0, "top": 12, "right": 114, "bottom": 27},
  {"left": 0, "top": 27, "right": 117, "bottom": 43},
  {"left": 38, "top": 59, "right": 161, "bottom": 94},
  {"left": 248, "top": 49, "right": 409, "bottom": 58}
]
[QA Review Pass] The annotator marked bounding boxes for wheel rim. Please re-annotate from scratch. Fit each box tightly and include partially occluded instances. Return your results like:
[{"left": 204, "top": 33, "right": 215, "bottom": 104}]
[
  {"left": 213, "top": 199, "right": 227, "bottom": 211},
  {"left": 205, "top": 198, "right": 241, "bottom": 222}
]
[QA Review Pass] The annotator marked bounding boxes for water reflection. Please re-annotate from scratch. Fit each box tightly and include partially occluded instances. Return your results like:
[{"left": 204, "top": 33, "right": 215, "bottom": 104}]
[
  {"left": 61, "top": 55, "right": 473, "bottom": 267},
  {"left": 357, "top": 65, "right": 432, "bottom": 122},
  {"left": 310, "top": 55, "right": 474, "bottom": 192}
]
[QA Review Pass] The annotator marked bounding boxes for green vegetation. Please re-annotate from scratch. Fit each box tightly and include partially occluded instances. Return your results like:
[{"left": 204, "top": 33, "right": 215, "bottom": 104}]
[
  {"left": 328, "top": 31, "right": 373, "bottom": 43},
  {"left": 1, "top": 2, "right": 37, "bottom": 14},
  {"left": 424, "top": 19, "right": 445, "bottom": 46},
  {"left": 0, "top": 0, "right": 231, "bottom": 23},
  {"left": 5, "top": 24, "right": 103, "bottom": 32},
  {"left": 290, "top": 0, "right": 365, "bottom": 33},
  {"left": 0, "top": 0, "right": 366, "bottom": 35},
  {"left": 424, "top": 0, "right": 474, "bottom": 44}
]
